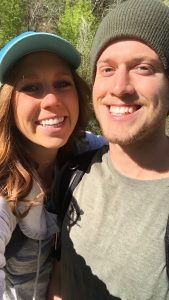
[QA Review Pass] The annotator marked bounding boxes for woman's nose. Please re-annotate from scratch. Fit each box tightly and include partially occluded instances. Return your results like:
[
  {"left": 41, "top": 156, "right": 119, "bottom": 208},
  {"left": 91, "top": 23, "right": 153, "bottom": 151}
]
[{"left": 40, "top": 88, "right": 62, "bottom": 109}]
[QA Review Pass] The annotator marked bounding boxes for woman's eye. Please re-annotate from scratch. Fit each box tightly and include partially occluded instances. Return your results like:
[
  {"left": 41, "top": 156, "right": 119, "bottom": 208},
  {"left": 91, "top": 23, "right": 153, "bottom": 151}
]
[
  {"left": 55, "top": 80, "right": 72, "bottom": 89},
  {"left": 20, "top": 84, "right": 41, "bottom": 93}
]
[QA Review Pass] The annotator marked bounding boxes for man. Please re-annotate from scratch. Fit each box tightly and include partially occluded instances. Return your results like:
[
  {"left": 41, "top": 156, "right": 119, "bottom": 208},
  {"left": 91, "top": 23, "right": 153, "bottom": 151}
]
[{"left": 59, "top": 0, "right": 169, "bottom": 299}]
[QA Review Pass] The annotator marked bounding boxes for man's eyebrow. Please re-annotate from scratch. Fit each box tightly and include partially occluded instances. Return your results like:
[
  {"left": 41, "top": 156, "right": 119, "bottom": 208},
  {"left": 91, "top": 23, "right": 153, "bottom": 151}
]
[
  {"left": 97, "top": 59, "right": 110, "bottom": 65},
  {"left": 129, "top": 56, "right": 162, "bottom": 64},
  {"left": 129, "top": 56, "right": 164, "bottom": 70},
  {"left": 97, "top": 56, "right": 163, "bottom": 67}
]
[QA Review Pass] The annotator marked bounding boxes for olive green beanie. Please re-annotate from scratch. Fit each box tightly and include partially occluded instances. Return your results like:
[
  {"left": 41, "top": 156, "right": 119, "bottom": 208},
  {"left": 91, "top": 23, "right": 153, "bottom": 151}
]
[{"left": 90, "top": 0, "right": 169, "bottom": 78}]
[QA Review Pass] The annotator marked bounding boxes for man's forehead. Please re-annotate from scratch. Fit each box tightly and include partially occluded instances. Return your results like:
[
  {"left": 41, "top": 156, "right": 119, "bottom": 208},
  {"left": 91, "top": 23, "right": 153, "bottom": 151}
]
[{"left": 97, "top": 39, "right": 162, "bottom": 65}]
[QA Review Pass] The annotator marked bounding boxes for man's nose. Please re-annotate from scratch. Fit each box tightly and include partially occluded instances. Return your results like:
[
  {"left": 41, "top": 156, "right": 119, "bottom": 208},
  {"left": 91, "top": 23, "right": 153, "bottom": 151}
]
[{"left": 110, "top": 66, "right": 135, "bottom": 97}]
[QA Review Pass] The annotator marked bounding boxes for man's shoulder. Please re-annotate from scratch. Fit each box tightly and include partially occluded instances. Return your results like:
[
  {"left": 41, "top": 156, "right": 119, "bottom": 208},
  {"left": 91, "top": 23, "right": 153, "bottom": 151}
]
[{"left": 70, "top": 145, "right": 109, "bottom": 187}]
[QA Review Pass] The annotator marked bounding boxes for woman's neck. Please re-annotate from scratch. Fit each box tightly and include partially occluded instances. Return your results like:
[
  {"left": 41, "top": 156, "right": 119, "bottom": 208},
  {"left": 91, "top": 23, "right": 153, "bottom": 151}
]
[{"left": 27, "top": 145, "right": 58, "bottom": 190}]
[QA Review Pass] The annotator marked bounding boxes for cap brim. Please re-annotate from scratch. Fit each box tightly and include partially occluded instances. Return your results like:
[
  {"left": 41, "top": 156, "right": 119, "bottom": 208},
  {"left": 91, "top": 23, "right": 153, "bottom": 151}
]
[{"left": 0, "top": 31, "right": 81, "bottom": 83}]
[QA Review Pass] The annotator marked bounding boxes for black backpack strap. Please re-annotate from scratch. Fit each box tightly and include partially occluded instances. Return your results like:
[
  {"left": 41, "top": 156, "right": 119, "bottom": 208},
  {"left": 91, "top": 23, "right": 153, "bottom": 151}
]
[
  {"left": 5, "top": 224, "right": 27, "bottom": 260},
  {"left": 165, "top": 215, "right": 169, "bottom": 280},
  {"left": 52, "top": 149, "right": 97, "bottom": 260},
  {"left": 59, "top": 149, "right": 98, "bottom": 222}
]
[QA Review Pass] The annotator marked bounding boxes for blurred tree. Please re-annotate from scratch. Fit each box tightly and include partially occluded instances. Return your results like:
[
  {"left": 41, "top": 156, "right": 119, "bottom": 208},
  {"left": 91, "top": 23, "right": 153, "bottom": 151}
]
[
  {"left": 25, "top": 0, "right": 65, "bottom": 32},
  {"left": 162, "top": 0, "right": 169, "bottom": 6},
  {"left": 57, "top": 0, "right": 97, "bottom": 81},
  {"left": 57, "top": 0, "right": 100, "bottom": 133},
  {"left": 0, "top": 0, "right": 29, "bottom": 46},
  {"left": 92, "top": 0, "right": 116, "bottom": 18}
]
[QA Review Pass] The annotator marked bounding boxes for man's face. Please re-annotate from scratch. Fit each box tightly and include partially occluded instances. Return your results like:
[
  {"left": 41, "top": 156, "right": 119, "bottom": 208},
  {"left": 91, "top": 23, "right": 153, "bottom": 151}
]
[{"left": 92, "top": 40, "right": 169, "bottom": 146}]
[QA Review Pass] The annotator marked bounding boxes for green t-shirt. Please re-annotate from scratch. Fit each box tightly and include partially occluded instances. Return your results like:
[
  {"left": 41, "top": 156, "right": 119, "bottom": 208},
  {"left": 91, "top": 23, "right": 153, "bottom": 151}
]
[{"left": 61, "top": 146, "right": 169, "bottom": 300}]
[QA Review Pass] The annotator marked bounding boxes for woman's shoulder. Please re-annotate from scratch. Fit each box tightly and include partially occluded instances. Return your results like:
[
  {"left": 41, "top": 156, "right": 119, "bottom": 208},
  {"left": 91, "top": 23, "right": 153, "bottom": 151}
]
[
  {"left": 0, "top": 196, "right": 17, "bottom": 245},
  {"left": 0, "top": 197, "right": 16, "bottom": 227},
  {"left": 76, "top": 131, "right": 108, "bottom": 154}
]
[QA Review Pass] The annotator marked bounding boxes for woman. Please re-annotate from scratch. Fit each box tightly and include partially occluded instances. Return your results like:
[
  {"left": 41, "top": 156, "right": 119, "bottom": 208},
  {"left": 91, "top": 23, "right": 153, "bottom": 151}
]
[{"left": 0, "top": 31, "right": 105, "bottom": 299}]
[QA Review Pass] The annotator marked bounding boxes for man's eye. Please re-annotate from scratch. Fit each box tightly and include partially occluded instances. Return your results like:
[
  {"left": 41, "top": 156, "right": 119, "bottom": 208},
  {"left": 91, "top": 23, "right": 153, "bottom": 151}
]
[
  {"left": 100, "top": 67, "right": 114, "bottom": 76},
  {"left": 105, "top": 67, "right": 113, "bottom": 72},
  {"left": 138, "top": 65, "right": 149, "bottom": 71},
  {"left": 135, "top": 64, "right": 153, "bottom": 75}
]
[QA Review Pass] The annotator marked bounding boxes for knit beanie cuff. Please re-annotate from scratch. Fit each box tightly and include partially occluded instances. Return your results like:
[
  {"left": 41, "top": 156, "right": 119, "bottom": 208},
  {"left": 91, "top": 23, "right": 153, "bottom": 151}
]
[{"left": 90, "top": 0, "right": 169, "bottom": 79}]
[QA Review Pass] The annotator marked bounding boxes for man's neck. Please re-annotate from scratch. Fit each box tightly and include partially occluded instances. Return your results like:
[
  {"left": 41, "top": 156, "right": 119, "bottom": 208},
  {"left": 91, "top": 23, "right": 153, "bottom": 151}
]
[{"left": 109, "top": 135, "right": 169, "bottom": 180}]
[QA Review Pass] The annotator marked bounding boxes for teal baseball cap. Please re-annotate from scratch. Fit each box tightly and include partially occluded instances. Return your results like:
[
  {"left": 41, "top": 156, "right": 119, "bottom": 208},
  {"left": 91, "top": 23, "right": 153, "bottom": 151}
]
[{"left": 0, "top": 31, "right": 81, "bottom": 83}]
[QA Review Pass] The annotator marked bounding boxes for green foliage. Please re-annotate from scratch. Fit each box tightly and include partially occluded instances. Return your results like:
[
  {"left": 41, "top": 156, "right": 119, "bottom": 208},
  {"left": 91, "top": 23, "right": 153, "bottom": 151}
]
[
  {"left": 0, "top": 0, "right": 29, "bottom": 46},
  {"left": 57, "top": 0, "right": 100, "bottom": 131},
  {"left": 92, "top": 0, "right": 117, "bottom": 18},
  {"left": 57, "top": 0, "right": 98, "bottom": 81},
  {"left": 162, "top": 0, "right": 169, "bottom": 6},
  {"left": 57, "top": 0, "right": 95, "bottom": 46},
  {"left": 87, "top": 118, "right": 101, "bottom": 135},
  {"left": 38, "top": 0, "right": 65, "bottom": 31},
  {"left": 25, "top": 0, "right": 65, "bottom": 32}
]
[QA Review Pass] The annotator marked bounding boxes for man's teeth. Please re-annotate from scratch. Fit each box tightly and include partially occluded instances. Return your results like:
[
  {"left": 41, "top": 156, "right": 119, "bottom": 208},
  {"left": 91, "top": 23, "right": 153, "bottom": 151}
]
[
  {"left": 110, "top": 106, "right": 136, "bottom": 114},
  {"left": 40, "top": 117, "right": 64, "bottom": 126}
]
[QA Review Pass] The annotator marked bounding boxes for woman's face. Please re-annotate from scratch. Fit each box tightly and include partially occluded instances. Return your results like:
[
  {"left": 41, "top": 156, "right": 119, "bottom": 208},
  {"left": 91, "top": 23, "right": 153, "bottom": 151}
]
[{"left": 12, "top": 51, "right": 79, "bottom": 160}]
